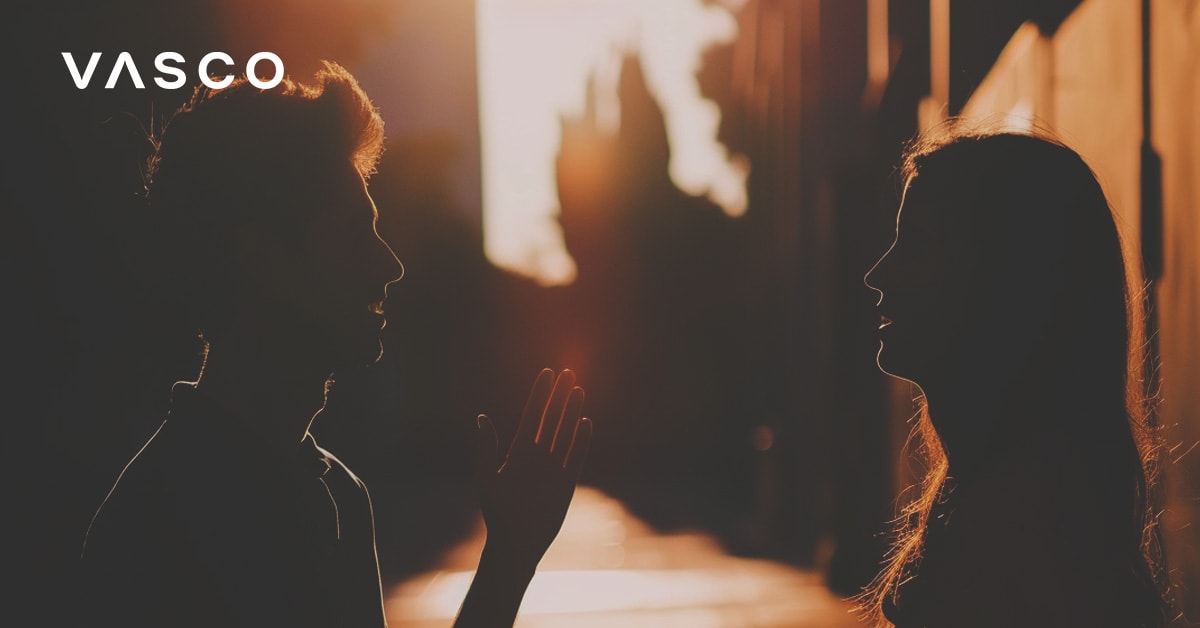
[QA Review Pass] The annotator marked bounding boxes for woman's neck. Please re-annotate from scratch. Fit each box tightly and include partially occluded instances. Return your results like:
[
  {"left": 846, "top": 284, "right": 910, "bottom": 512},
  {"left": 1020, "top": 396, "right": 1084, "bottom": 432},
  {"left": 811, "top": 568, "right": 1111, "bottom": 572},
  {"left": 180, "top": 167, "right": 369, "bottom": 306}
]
[{"left": 921, "top": 369, "right": 1068, "bottom": 483}]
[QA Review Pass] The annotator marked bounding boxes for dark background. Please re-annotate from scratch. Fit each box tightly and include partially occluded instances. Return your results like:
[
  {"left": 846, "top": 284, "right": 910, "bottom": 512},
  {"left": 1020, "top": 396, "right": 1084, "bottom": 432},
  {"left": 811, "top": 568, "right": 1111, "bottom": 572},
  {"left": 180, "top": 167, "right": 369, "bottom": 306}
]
[{"left": 5, "top": 1, "right": 1198, "bottom": 625}]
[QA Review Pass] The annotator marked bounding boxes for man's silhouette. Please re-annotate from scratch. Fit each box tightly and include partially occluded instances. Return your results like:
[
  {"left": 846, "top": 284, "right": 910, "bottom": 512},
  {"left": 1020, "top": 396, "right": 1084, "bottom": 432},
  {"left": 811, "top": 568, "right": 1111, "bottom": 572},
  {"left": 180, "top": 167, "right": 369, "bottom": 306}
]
[{"left": 77, "top": 61, "right": 592, "bottom": 628}]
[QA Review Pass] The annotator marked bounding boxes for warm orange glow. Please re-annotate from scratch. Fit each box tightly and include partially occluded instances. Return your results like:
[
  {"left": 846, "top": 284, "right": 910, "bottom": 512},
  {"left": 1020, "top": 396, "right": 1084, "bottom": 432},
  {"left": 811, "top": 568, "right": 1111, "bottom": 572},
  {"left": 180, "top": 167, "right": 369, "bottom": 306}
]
[
  {"left": 386, "top": 488, "right": 856, "bottom": 626},
  {"left": 919, "top": 0, "right": 951, "bottom": 129},
  {"left": 866, "top": 0, "right": 889, "bottom": 89},
  {"left": 929, "top": 0, "right": 950, "bottom": 105},
  {"left": 476, "top": 0, "right": 751, "bottom": 286},
  {"left": 215, "top": 0, "right": 396, "bottom": 79}
]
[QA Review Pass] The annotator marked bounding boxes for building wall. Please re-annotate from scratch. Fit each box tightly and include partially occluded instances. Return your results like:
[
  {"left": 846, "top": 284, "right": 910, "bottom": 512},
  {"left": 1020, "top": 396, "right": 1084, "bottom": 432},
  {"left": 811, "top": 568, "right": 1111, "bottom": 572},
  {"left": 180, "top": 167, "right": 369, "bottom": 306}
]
[{"left": 1151, "top": 1, "right": 1200, "bottom": 619}]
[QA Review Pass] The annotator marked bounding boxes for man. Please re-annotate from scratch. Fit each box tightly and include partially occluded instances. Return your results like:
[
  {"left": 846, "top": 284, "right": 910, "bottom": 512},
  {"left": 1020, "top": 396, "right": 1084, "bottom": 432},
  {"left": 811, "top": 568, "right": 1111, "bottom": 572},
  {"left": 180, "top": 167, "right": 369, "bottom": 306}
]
[{"left": 78, "top": 61, "right": 592, "bottom": 627}]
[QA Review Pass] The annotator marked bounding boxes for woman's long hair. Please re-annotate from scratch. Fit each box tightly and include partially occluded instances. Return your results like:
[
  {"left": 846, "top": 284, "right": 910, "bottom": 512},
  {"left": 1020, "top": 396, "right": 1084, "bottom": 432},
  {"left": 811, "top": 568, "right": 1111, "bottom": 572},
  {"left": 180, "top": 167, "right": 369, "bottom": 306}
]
[{"left": 855, "top": 128, "right": 1170, "bottom": 626}]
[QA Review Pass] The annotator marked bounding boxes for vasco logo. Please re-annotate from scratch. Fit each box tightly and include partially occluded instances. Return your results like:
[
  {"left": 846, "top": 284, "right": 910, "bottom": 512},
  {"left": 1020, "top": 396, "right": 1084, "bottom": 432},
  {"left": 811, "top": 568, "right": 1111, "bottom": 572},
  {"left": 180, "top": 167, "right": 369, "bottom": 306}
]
[{"left": 62, "top": 52, "right": 285, "bottom": 89}]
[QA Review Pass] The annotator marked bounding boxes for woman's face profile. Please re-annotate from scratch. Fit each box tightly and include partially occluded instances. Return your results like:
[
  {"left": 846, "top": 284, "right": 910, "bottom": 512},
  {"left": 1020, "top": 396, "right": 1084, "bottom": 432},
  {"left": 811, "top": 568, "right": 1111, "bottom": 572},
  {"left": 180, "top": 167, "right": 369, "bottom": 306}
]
[{"left": 865, "top": 174, "right": 982, "bottom": 386}]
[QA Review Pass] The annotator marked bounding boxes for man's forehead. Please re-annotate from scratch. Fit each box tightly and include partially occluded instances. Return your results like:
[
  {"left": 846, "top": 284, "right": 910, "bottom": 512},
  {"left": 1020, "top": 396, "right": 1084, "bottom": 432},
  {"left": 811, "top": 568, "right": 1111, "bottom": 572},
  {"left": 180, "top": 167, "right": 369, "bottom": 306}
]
[
  {"left": 289, "top": 159, "right": 365, "bottom": 195},
  {"left": 285, "top": 161, "right": 376, "bottom": 222}
]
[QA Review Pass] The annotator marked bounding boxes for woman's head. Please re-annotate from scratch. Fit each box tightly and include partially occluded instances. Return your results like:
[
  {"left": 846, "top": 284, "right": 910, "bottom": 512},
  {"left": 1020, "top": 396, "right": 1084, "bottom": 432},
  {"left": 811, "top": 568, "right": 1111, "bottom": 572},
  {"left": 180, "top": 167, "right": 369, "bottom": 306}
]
[
  {"left": 865, "top": 131, "right": 1132, "bottom": 422},
  {"left": 857, "top": 128, "right": 1168, "bottom": 626}
]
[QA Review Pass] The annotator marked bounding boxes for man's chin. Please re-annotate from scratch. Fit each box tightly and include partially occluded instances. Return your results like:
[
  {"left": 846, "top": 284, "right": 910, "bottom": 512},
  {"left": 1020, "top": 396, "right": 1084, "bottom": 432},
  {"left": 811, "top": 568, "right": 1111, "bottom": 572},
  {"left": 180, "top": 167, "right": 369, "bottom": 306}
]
[
  {"left": 317, "top": 335, "right": 386, "bottom": 373},
  {"left": 345, "top": 339, "right": 385, "bottom": 368},
  {"left": 366, "top": 340, "right": 385, "bottom": 366}
]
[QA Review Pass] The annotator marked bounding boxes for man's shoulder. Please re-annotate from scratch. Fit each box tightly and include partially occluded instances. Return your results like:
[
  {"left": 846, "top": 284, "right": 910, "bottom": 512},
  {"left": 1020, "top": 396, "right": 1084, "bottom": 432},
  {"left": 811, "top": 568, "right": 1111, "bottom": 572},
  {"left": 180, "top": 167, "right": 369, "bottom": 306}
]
[
  {"left": 77, "top": 419, "right": 194, "bottom": 614},
  {"left": 314, "top": 444, "right": 370, "bottom": 493},
  {"left": 83, "top": 421, "right": 174, "bottom": 539}
]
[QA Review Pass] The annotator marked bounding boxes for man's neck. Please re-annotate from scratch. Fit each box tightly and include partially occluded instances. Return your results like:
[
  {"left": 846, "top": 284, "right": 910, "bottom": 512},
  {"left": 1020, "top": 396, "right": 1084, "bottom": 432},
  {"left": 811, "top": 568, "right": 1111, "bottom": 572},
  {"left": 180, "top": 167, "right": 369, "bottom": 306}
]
[{"left": 194, "top": 342, "right": 332, "bottom": 457}]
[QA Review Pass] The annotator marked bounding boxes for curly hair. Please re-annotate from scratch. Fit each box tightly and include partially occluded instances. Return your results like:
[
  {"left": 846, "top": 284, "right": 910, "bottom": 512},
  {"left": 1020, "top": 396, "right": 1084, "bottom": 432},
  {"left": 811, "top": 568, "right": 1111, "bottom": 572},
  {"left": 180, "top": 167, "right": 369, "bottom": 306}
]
[{"left": 145, "top": 60, "right": 384, "bottom": 338}]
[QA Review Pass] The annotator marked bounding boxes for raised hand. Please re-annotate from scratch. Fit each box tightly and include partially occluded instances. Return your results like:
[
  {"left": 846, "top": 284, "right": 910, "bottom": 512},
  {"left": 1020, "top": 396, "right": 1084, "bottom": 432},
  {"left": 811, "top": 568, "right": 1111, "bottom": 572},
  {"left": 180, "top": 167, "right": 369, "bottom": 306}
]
[
  {"left": 455, "top": 368, "right": 593, "bottom": 627},
  {"left": 474, "top": 368, "right": 593, "bottom": 568}
]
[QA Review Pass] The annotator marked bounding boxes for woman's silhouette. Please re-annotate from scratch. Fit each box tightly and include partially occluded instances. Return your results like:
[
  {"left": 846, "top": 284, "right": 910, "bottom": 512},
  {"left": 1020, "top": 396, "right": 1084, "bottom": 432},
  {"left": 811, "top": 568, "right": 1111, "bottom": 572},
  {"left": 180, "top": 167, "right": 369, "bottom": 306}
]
[{"left": 860, "top": 130, "right": 1171, "bottom": 627}]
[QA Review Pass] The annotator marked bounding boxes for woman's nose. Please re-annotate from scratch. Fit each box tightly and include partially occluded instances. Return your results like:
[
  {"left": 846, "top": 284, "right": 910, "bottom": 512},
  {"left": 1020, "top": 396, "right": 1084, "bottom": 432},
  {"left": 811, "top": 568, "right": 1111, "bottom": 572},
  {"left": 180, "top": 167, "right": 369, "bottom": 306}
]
[{"left": 864, "top": 247, "right": 893, "bottom": 302}]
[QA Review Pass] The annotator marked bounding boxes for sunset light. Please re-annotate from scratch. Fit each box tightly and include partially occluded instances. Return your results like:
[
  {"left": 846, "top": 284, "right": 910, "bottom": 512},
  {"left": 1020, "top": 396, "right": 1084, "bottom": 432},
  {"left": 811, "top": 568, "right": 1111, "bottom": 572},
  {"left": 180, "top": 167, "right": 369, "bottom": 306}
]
[
  {"left": 19, "top": 2, "right": 1200, "bottom": 626},
  {"left": 476, "top": 0, "right": 751, "bottom": 286},
  {"left": 385, "top": 488, "right": 856, "bottom": 627}
]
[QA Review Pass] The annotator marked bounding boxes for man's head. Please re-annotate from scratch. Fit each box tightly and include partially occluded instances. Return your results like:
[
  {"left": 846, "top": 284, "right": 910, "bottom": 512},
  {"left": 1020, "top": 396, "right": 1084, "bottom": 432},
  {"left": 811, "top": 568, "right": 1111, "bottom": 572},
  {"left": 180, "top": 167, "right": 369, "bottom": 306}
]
[{"left": 149, "top": 61, "right": 404, "bottom": 371}]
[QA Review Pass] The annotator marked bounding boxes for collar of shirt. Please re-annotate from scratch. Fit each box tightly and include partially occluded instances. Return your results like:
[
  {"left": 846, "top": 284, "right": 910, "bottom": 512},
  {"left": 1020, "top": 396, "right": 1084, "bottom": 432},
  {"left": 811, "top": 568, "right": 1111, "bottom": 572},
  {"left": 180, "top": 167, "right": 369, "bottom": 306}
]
[{"left": 168, "top": 381, "right": 334, "bottom": 480}]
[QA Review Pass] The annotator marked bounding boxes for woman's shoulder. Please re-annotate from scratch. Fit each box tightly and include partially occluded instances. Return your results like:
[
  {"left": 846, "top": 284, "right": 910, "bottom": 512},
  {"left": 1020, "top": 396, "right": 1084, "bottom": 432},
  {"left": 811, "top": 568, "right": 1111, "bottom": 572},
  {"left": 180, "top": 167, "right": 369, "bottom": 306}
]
[{"left": 915, "top": 429, "right": 1142, "bottom": 623}]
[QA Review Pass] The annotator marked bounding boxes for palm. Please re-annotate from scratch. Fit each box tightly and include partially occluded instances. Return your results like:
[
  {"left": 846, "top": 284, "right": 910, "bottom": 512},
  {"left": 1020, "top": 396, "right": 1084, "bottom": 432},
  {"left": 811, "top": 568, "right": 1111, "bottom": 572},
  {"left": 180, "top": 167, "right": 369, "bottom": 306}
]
[{"left": 476, "top": 369, "right": 592, "bottom": 565}]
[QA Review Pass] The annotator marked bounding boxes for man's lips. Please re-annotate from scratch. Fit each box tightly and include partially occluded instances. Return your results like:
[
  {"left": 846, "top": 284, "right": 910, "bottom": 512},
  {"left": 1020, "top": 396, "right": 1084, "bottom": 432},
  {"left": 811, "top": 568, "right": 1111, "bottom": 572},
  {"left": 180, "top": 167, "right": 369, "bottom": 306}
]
[{"left": 366, "top": 299, "right": 388, "bottom": 329}]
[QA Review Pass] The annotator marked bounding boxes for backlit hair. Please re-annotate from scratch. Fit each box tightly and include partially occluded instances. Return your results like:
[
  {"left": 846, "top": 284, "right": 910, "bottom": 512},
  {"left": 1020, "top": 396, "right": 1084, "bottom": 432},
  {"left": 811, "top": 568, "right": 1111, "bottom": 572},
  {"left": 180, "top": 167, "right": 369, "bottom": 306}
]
[
  {"left": 145, "top": 60, "right": 385, "bottom": 338},
  {"left": 856, "top": 126, "right": 1169, "bottom": 626}
]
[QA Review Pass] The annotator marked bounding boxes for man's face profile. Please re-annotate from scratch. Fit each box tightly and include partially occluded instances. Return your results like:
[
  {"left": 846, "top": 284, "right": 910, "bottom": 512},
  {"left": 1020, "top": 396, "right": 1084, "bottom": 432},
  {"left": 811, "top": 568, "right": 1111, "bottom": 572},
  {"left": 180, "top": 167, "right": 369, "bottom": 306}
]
[{"left": 237, "top": 160, "right": 404, "bottom": 371}]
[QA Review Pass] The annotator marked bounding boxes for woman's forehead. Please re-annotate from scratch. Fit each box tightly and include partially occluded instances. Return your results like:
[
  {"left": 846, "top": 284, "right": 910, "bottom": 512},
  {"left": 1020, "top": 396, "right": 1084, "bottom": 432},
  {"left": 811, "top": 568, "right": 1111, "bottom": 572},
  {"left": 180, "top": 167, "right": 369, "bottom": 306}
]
[
  {"left": 899, "top": 173, "right": 979, "bottom": 224},
  {"left": 896, "top": 179, "right": 939, "bottom": 229},
  {"left": 896, "top": 179, "right": 990, "bottom": 256}
]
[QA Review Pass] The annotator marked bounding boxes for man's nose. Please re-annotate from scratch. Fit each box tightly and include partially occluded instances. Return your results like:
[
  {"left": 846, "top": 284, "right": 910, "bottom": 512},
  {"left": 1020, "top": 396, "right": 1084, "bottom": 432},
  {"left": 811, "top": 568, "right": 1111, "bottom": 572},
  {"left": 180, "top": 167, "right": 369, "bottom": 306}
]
[{"left": 374, "top": 233, "right": 404, "bottom": 287}]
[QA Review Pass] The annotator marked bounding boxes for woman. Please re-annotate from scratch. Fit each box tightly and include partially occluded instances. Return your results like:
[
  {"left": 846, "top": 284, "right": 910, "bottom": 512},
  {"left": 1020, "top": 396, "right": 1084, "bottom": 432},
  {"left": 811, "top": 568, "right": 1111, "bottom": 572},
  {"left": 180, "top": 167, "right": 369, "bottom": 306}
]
[{"left": 859, "top": 130, "right": 1171, "bottom": 627}]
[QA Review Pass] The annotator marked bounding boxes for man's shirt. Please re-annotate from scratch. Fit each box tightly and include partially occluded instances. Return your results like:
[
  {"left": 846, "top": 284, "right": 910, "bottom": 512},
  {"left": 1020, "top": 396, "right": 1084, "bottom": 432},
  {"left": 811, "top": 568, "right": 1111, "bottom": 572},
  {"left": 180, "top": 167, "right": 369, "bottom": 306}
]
[{"left": 77, "top": 383, "right": 388, "bottom": 627}]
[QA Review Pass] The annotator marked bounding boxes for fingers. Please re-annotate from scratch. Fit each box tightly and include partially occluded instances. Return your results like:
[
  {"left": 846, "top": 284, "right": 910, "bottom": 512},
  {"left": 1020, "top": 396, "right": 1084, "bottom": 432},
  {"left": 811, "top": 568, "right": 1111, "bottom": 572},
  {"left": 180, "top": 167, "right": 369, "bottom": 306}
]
[
  {"left": 474, "top": 414, "right": 499, "bottom": 487},
  {"left": 549, "top": 386, "right": 585, "bottom": 457},
  {"left": 514, "top": 368, "right": 555, "bottom": 447},
  {"left": 508, "top": 368, "right": 590, "bottom": 472},
  {"left": 536, "top": 370, "right": 577, "bottom": 446},
  {"left": 564, "top": 418, "right": 593, "bottom": 479}
]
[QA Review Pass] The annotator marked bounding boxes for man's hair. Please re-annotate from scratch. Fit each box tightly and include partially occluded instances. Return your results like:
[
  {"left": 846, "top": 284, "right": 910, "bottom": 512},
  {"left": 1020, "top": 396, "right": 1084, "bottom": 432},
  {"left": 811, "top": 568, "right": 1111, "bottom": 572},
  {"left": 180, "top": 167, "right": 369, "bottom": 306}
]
[
  {"left": 146, "top": 61, "right": 384, "bottom": 336},
  {"left": 148, "top": 59, "right": 384, "bottom": 223}
]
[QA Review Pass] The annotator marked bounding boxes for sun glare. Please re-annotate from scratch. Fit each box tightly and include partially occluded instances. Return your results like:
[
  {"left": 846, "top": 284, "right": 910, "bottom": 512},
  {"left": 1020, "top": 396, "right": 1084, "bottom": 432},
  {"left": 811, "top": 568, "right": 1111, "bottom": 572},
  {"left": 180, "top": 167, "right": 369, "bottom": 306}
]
[{"left": 476, "top": 0, "right": 751, "bottom": 286}]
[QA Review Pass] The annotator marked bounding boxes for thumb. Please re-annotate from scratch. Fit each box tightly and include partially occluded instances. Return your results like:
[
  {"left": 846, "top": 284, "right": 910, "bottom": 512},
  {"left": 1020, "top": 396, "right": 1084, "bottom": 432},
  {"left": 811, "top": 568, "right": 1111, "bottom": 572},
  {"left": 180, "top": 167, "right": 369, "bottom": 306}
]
[{"left": 474, "top": 414, "right": 500, "bottom": 488}]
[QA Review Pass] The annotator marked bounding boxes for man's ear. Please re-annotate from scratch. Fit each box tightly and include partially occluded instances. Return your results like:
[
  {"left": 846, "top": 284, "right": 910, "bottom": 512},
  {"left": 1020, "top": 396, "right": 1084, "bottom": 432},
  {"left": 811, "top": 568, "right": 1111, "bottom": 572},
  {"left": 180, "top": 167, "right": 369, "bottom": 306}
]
[{"left": 226, "top": 224, "right": 292, "bottom": 286}]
